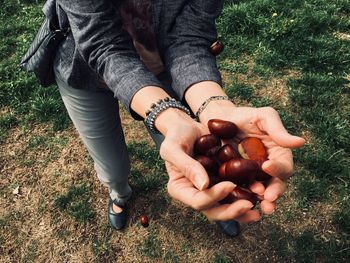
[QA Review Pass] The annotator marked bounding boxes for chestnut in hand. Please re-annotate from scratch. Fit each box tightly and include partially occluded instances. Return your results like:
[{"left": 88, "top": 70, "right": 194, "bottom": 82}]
[
  {"left": 194, "top": 134, "right": 221, "bottom": 155},
  {"left": 208, "top": 119, "right": 238, "bottom": 139},
  {"left": 238, "top": 137, "right": 268, "bottom": 165},
  {"left": 194, "top": 155, "right": 218, "bottom": 173},
  {"left": 238, "top": 137, "right": 271, "bottom": 181},
  {"left": 220, "top": 187, "right": 259, "bottom": 206},
  {"left": 223, "top": 158, "right": 260, "bottom": 186},
  {"left": 217, "top": 144, "right": 240, "bottom": 163}
]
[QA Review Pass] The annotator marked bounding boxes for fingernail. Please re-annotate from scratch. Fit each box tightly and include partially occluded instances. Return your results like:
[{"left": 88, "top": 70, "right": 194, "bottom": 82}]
[
  {"left": 195, "top": 175, "right": 205, "bottom": 190},
  {"left": 244, "top": 203, "right": 254, "bottom": 210}
]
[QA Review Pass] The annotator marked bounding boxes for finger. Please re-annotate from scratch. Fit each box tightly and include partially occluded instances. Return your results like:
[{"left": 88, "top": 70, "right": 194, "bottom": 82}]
[
  {"left": 262, "top": 158, "right": 293, "bottom": 180},
  {"left": 264, "top": 177, "right": 286, "bottom": 202},
  {"left": 249, "top": 181, "right": 265, "bottom": 195},
  {"left": 236, "top": 210, "right": 261, "bottom": 223},
  {"left": 191, "top": 182, "right": 237, "bottom": 210},
  {"left": 167, "top": 178, "right": 236, "bottom": 210},
  {"left": 160, "top": 141, "right": 209, "bottom": 190},
  {"left": 260, "top": 200, "right": 276, "bottom": 215},
  {"left": 202, "top": 200, "right": 254, "bottom": 221},
  {"left": 259, "top": 107, "right": 305, "bottom": 148}
]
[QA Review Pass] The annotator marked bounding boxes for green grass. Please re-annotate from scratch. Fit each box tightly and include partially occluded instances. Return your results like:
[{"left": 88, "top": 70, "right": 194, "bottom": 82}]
[
  {"left": 54, "top": 184, "right": 95, "bottom": 222},
  {"left": 0, "top": 113, "right": 18, "bottom": 141},
  {"left": 0, "top": 0, "right": 70, "bottom": 131},
  {"left": 216, "top": 0, "right": 350, "bottom": 261},
  {"left": 140, "top": 234, "right": 162, "bottom": 259},
  {"left": 213, "top": 254, "right": 231, "bottom": 263}
]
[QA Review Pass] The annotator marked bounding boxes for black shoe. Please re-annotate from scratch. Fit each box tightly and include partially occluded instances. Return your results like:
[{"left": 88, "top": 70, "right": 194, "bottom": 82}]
[
  {"left": 216, "top": 220, "right": 240, "bottom": 237},
  {"left": 108, "top": 199, "right": 128, "bottom": 230}
]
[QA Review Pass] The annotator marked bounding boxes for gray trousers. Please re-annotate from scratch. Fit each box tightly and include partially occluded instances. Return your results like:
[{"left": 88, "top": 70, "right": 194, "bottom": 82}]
[{"left": 56, "top": 76, "right": 165, "bottom": 205}]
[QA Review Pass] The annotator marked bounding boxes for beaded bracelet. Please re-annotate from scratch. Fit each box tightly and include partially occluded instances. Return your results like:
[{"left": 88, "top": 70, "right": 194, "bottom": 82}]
[
  {"left": 145, "top": 97, "right": 191, "bottom": 134},
  {"left": 195, "top": 95, "right": 230, "bottom": 121}
]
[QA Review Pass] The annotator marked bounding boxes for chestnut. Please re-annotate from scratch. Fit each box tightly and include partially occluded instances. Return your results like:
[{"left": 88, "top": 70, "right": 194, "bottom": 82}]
[
  {"left": 220, "top": 187, "right": 259, "bottom": 206},
  {"left": 256, "top": 170, "right": 272, "bottom": 181},
  {"left": 238, "top": 137, "right": 268, "bottom": 165},
  {"left": 208, "top": 175, "right": 220, "bottom": 188},
  {"left": 194, "top": 155, "right": 218, "bottom": 173},
  {"left": 223, "top": 158, "right": 260, "bottom": 186},
  {"left": 140, "top": 215, "right": 149, "bottom": 227},
  {"left": 217, "top": 144, "right": 240, "bottom": 163},
  {"left": 194, "top": 134, "right": 221, "bottom": 155},
  {"left": 209, "top": 40, "right": 224, "bottom": 56},
  {"left": 206, "top": 145, "right": 221, "bottom": 157},
  {"left": 218, "top": 162, "right": 227, "bottom": 178},
  {"left": 208, "top": 119, "right": 238, "bottom": 139}
]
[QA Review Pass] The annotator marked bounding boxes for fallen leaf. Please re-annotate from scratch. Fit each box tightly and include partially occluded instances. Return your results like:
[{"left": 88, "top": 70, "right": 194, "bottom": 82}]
[{"left": 12, "top": 186, "right": 20, "bottom": 195}]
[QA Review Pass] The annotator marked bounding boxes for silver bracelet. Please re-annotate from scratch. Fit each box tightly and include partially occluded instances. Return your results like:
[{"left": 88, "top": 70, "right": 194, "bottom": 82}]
[
  {"left": 145, "top": 98, "right": 191, "bottom": 134},
  {"left": 195, "top": 95, "right": 230, "bottom": 121}
]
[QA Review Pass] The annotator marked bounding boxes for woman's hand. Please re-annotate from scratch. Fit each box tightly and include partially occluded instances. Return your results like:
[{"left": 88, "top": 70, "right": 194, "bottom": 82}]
[
  {"left": 184, "top": 81, "right": 305, "bottom": 216},
  {"left": 199, "top": 104, "right": 305, "bottom": 215},
  {"left": 155, "top": 108, "right": 261, "bottom": 222},
  {"left": 165, "top": 161, "right": 261, "bottom": 222},
  {"left": 129, "top": 85, "right": 259, "bottom": 221}
]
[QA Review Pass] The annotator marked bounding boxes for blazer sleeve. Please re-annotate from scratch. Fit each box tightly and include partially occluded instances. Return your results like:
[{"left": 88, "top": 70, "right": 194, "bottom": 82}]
[
  {"left": 57, "top": 0, "right": 163, "bottom": 114},
  {"left": 161, "top": 0, "right": 224, "bottom": 100}
]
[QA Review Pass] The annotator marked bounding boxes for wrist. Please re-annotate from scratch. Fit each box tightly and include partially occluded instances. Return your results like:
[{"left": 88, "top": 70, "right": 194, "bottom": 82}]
[
  {"left": 198, "top": 99, "right": 236, "bottom": 124},
  {"left": 184, "top": 81, "right": 236, "bottom": 123},
  {"left": 154, "top": 107, "right": 193, "bottom": 135}
]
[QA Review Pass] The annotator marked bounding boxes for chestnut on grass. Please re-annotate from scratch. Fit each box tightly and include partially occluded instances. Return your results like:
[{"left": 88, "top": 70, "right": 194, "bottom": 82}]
[
  {"left": 140, "top": 215, "right": 149, "bottom": 227},
  {"left": 194, "top": 134, "right": 221, "bottom": 155},
  {"left": 208, "top": 119, "right": 238, "bottom": 139}
]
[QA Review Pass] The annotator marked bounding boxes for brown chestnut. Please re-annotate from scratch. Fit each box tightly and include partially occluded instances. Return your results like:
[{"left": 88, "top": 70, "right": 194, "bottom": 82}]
[
  {"left": 209, "top": 40, "right": 224, "bottom": 56},
  {"left": 194, "top": 134, "right": 221, "bottom": 155},
  {"left": 208, "top": 175, "right": 220, "bottom": 188},
  {"left": 238, "top": 137, "right": 268, "bottom": 165},
  {"left": 218, "top": 162, "right": 227, "bottom": 178},
  {"left": 206, "top": 145, "right": 221, "bottom": 157},
  {"left": 140, "top": 215, "right": 149, "bottom": 227},
  {"left": 256, "top": 170, "right": 272, "bottom": 181},
  {"left": 223, "top": 158, "right": 260, "bottom": 186},
  {"left": 208, "top": 119, "right": 238, "bottom": 139},
  {"left": 220, "top": 187, "right": 258, "bottom": 206},
  {"left": 194, "top": 155, "right": 218, "bottom": 172},
  {"left": 217, "top": 144, "right": 240, "bottom": 163}
]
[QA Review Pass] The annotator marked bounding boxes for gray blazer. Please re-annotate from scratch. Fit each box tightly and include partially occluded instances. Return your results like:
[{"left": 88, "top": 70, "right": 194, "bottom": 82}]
[{"left": 49, "top": 0, "right": 224, "bottom": 118}]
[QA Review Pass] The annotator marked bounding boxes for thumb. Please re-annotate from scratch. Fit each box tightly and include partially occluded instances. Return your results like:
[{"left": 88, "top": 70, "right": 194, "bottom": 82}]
[
  {"left": 160, "top": 141, "right": 209, "bottom": 190},
  {"left": 259, "top": 107, "right": 305, "bottom": 148}
]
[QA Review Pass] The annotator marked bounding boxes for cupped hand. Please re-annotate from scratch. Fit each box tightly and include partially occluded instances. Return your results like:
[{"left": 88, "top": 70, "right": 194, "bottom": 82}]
[
  {"left": 200, "top": 105, "right": 305, "bottom": 215},
  {"left": 157, "top": 109, "right": 261, "bottom": 222},
  {"left": 165, "top": 161, "right": 261, "bottom": 222}
]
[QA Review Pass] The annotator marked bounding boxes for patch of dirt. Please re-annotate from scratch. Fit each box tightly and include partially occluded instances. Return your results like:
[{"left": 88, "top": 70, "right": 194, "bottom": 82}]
[
  {"left": 220, "top": 69, "right": 234, "bottom": 87},
  {"left": 333, "top": 32, "right": 350, "bottom": 41},
  {"left": 256, "top": 70, "right": 301, "bottom": 107},
  {"left": 119, "top": 105, "right": 154, "bottom": 146}
]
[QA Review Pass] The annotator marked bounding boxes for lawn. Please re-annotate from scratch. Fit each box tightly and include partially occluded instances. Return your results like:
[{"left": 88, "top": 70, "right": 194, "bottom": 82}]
[{"left": 0, "top": 0, "right": 349, "bottom": 262}]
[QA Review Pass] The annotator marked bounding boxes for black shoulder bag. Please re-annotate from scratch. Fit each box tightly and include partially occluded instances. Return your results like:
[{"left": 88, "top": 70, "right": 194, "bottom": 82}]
[{"left": 20, "top": 13, "right": 70, "bottom": 87}]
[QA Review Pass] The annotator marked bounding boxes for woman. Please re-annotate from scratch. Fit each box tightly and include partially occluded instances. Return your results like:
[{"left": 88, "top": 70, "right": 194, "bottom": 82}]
[{"left": 52, "top": 0, "right": 305, "bottom": 236}]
